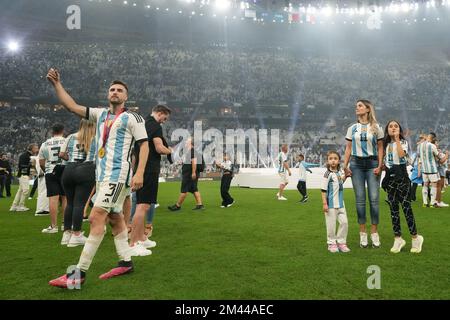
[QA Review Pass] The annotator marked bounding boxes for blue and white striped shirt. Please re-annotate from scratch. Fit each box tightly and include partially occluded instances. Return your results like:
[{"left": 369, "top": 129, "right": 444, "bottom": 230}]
[
  {"left": 88, "top": 107, "right": 148, "bottom": 185},
  {"left": 61, "top": 133, "right": 87, "bottom": 163},
  {"left": 385, "top": 140, "right": 409, "bottom": 168},
  {"left": 345, "top": 122, "right": 384, "bottom": 157},
  {"left": 321, "top": 170, "right": 345, "bottom": 209},
  {"left": 418, "top": 141, "right": 439, "bottom": 174},
  {"left": 277, "top": 152, "right": 289, "bottom": 173}
]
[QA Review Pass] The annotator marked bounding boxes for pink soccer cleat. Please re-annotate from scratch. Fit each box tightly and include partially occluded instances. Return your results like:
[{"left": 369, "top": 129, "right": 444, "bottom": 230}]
[
  {"left": 49, "top": 272, "right": 85, "bottom": 289},
  {"left": 99, "top": 260, "right": 134, "bottom": 280}
]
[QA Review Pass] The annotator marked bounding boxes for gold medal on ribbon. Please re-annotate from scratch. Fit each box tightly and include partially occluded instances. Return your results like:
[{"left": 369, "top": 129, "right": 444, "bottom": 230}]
[{"left": 98, "top": 147, "right": 105, "bottom": 158}]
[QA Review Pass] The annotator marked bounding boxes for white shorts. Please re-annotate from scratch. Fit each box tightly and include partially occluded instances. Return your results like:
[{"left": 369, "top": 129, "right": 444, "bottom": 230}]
[
  {"left": 93, "top": 182, "right": 129, "bottom": 214},
  {"left": 278, "top": 172, "right": 289, "bottom": 184},
  {"left": 423, "top": 173, "right": 439, "bottom": 184}
]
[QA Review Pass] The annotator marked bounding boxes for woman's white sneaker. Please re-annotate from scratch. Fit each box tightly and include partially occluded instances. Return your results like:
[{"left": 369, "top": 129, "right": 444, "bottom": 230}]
[
  {"left": 130, "top": 244, "right": 152, "bottom": 257},
  {"left": 371, "top": 232, "right": 381, "bottom": 248},
  {"left": 359, "top": 232, "right": 368, "bottom": 248},
  {"left": 410, "top": 235, "right": 424, "bottom": 253},
  {"left": 67, "top": 232, "right": 87, "bottom": 247},
  {"left": 390, "top": 237, "right": 406, "bottom": 253},
  {"left": 42, "top": 226, "right": 58, "bottom": 234},
  {"left": 61, "top": 230, "right": 72, "bottom": 245},
  {"left": 138, "top": 239, "right": 157, "bottom": 249}
]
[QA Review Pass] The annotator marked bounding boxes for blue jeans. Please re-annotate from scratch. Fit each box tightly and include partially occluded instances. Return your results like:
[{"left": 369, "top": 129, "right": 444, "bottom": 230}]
[
  {"left": 130, "top": 192, "right": 155, "bottom": 224},
  {"left": 350, "top": 157, "right": 381, "bottom": 225}
]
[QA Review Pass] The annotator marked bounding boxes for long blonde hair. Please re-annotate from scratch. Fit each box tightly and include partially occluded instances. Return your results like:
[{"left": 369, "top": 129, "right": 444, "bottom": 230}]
[
  {"left": 77, "top": 119, "right": 96, "bottom": 152},
  {"left": 357, "top": 99, "right": 379, "bottom": 134}
]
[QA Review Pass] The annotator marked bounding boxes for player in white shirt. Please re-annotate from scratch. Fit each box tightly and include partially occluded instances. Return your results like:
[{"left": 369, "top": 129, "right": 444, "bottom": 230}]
[
  {"left": 436, "top": 143, "right": 449, "bottom": 208},
  {"left": 38, "top": 124, "right": 67, "bottom": 234},
  {"left": 382, "top": 120, "right": 423, "bottom": 254},
  {"left": 276, "top": 144, "right": 291, "bottom": 200},
  {"left": 46, "top": 69, "right": 149, "bottom": 289},
  {"left": 321, "top": 151, "right": 350, "bottom": 253},
  {"left": 418, "top": 133, "right": 440, "bottom": 207},
  {"left": 295, "top": 154, "right": 319, "bottom": 203}
]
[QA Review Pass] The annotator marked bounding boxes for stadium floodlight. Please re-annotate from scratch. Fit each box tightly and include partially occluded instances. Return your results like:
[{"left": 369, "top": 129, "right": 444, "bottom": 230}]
[
  {"left": 7, "top": 40, "right": 20, "bottom": 52},
  {"left": 321, "top": 6, "right": 332, "bottom": 17},
  {"left": 401, "top": 3, "right": 409, "bottom": 12},
  {"left": 215, "top": 0, "right": 230, "bottom": 11},
  {"left": 391, "top": 4, "right": 399, "bottom": 13},
  {"left": 123, "top": 1, "right": 128, "bottom": 5}
]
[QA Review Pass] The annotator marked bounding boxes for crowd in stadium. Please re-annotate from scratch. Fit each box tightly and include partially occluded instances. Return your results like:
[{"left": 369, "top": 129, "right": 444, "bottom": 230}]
[
  {"left": 1, "top": 42, "right": 450, "bottom": 108},
  {"left": 1, "top": 42, "right": 449, "bottom": 175}
]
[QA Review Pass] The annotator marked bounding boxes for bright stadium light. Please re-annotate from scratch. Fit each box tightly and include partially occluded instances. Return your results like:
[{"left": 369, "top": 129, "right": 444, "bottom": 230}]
[
  {"left": 321, "top": 6, "right": 332, "bottom": 17},
  {"left": 401, "top": 3, "right": 410, "bottom": 12},
  {"left": 215, "top": 0, "right": 230, "bottom": 11},
  {"left": 7, "top": 40, "right": 20, "bottom": 52}
]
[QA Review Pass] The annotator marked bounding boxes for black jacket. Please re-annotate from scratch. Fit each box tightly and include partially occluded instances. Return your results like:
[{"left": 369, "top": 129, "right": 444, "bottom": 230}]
[{"left": 17, "top": 151, "right": 32, "bottom": 177}]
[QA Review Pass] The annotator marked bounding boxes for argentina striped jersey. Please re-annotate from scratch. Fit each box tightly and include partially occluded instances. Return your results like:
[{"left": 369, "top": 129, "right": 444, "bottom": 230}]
[
  {"left": 345, "top": 122, "right": 384, "bottom": 157},
  {"left": 321, "top": 170, "right": 345, "bottom": 209},
  {"left": 87, "top": 107, "right": 148, "bottom": 185}
]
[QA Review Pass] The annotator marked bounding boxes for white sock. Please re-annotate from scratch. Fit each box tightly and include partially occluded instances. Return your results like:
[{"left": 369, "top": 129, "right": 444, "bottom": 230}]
[
  {"left": 422, "top": 187, "right": 429, "bottom": 205},
  {"left": 114, "top": 230, "right": 132, "bottom": 262},
  {"left": 76, "top": 233, "right": 104, "bottom": 272},
  {"left": 430, "top": 186, "right": 437, "bottom": 205}
]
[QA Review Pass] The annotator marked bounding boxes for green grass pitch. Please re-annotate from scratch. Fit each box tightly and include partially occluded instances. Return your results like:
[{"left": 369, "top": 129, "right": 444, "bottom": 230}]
[{"left": 0, "top": 182, "right": 449, "bottom": 299}]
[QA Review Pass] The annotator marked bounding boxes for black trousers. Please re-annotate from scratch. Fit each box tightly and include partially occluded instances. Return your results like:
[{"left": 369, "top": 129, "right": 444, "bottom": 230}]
[
  {"left": 61, "top": 162, "right": 95, "bottom": 232},
  {"left": 220, "top": 174, "right": 234, "bottom": 206},
  {"left": 0, "top": 175, "right": 6, "bottom": 196},
  {"left": 297, "top": 180, "right": 307, "bottom": 197},
  {"left": 29, "top": 178, "right": 38, "bottom": 198},
  {"left": 387, "top": 177, "right": 417, "bottom": 237},
  {"left": 410, "top": 183, "right": 418, "bottom": 201},
  {"left": 5, "top": 175, "right": 11, "bottom": 196}
]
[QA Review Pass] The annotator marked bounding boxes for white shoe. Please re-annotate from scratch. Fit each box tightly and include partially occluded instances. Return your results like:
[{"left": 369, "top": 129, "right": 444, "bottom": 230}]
[
  {"left": 9, "top": 206, "right": 18, "bottom": 212},
  {"left": 42, "top": 226, "right": 58, "bottom": 234},
  {"left": 16, "top": 207, "right": 30, "bottom": 212},
  {"left": 155, "top": 203, "right": 160, "bottom": 208},
  {"left": 278, "top": 196, "right": 287, "bottom": 201},
  {"left": 360, "top": 232, "right": 368, "bottom": 248},
  {"left": 138, "top": 239, "right": 157, "bottom": 249},
  {"left": 226, "top": 201, "right": 235, "bottom": 208},
  {"left": 390, "top": 237, "right": 406, "bottom": 253},
  {"left": 410, "top": 235, "right": 424, "bottom": 253},
  {"left": 61, "top": 230, "right": 72, "bottom": 245},
  {"left": 371, "top": 232, "right": 381, "bottom": 248},
  {"left": 276, "top": 192, "right": 280, "bottom": 198},
  {"left": 220, "top": 205, "right": 226, "bottom": 208},
  {"left": 28, "top": 197, "right": 32, "bottom": 200},
  {"left": 67, "top": 232, "right": 87, "bottom": 247},
  {"left": 130, "top": 244, "right": 152, "bottom": 257},
  {"left": 439, "top": 202, "right": 449, "bottom": 207}
]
